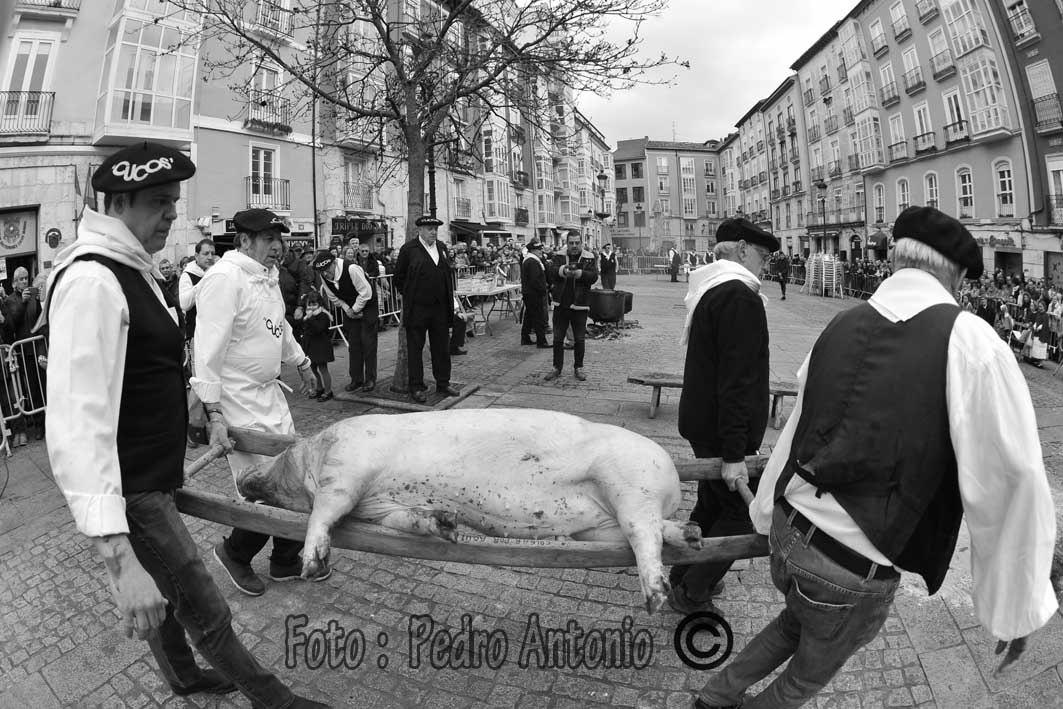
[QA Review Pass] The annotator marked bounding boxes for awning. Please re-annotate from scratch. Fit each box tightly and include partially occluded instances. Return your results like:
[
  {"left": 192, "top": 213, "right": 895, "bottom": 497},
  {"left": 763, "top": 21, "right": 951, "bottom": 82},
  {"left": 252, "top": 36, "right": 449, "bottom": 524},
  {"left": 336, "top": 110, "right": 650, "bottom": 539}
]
[
  {"left": 450, "top": 221, "right": 487, "bottom": 238},
  {"left": 868, "top": 230, "right": 888, "bottom": 248}
]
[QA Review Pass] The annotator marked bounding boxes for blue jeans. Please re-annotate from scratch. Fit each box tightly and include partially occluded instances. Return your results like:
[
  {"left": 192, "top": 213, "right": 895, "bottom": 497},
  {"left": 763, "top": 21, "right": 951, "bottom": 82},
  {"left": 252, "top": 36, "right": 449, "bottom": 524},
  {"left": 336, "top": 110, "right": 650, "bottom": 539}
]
[
  {"left": 698, "top": 504, "right": 899, "bottom": 709},
  {"left": 125, "top": 491, "right": 295, "bottom": 708}
]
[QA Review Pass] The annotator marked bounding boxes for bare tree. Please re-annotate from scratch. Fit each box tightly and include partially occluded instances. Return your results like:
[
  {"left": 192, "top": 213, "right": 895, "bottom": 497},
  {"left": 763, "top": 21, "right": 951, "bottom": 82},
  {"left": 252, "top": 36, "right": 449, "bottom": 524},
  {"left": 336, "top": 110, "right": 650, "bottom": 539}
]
[{"left": 167, "top": 0, "right": 684, "bottom": 393}]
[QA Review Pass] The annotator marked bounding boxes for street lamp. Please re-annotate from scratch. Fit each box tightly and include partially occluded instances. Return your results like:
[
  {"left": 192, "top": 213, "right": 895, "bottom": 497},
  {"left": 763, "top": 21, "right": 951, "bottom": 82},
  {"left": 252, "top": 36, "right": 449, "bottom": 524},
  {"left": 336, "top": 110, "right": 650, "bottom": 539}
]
[
  {"left": 634, "top": 202, "right": 644, "bottom": 254},
  {"left": 814, "top": 179, "right": 828, "bottom": 254},
  {"left": 595, "top": 169, "right": 610, "bottom": 249}
]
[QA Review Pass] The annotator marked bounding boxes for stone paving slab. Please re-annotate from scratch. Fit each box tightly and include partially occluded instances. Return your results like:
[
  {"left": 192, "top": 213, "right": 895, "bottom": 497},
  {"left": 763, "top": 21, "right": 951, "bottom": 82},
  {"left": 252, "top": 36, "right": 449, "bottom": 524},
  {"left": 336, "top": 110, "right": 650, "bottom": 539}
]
[{"left": 0, "top": 275, "right": 1061, "bottom": 707}]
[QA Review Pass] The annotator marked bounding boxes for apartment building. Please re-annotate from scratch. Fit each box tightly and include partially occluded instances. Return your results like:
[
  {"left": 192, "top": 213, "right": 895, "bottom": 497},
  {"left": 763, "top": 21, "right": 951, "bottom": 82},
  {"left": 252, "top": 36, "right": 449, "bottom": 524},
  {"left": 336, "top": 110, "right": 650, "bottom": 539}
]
[
  {"left": 762, "top": 77, "right": 810, "bottom": 256},
  {"left": 610, "top": 137, "right": 721, "bottom": 254},
  {"left": 733, "top": 101, "right": 771, "bottom": 233},
  {"left": 986, "top": 0, "right": 1063, "bottom": 283},
  {"left": 719, "top": 132, "right": 739, "bottom": 219}
]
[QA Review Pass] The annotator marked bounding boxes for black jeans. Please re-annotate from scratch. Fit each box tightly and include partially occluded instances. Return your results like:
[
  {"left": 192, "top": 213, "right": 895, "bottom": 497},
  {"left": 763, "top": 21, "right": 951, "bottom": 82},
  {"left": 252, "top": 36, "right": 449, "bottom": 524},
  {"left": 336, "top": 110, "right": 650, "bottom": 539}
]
[
  {"left": 551, "top": 307, "right": 588, "bottom": 369},
  {"left": 224, "top": 529, "right": 302, "bottom": 568},
  {"left": 779, "top": 278, "right": 788, "bottom": 298},
  {"left": 406, "top": 302, "right": 451, "bottom": 390},
  {"left": 521, "top": 292, "right": 547, "bottom": 343},
  {"left": 674, "top": 476, "right": 760, "bottom": 600},
  {"left": 345, "top": 302, "right": 379, "bottom": 384},
  {"left": 125, "top": 491, "right": 294, "bottom": 708},
  {"left": 601, "top": 272, "right": 617, "bottom": 290}
]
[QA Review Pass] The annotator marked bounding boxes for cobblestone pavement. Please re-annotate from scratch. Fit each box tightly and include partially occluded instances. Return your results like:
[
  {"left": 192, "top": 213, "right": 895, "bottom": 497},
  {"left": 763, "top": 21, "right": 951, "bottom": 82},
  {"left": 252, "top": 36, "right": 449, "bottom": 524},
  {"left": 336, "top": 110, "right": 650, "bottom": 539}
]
[{"left": 1, "top": 274, "right": 1062, "bottom": 708}]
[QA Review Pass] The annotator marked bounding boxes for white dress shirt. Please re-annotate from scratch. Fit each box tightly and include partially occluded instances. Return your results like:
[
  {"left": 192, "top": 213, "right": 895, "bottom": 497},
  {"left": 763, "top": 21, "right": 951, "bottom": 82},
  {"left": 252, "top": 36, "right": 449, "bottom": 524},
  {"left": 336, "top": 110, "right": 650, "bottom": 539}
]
[
  {"left": 752, "top": 268, "right": 1058, "bottom": 640},
  {"left": 319, "top": 258, "right": 372, "bottom": 313},
  {"left": 419, "top": 236, "right": 440, "bottom": 265}
]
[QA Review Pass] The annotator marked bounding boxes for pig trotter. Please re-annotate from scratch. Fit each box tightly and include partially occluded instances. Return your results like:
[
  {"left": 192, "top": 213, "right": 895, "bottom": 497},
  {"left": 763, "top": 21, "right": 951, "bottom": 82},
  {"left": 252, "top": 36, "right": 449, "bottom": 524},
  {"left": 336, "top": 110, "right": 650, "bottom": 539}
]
[
  {"left": 682, "top": 522, "right": 703, "bottom": 549},
  {"left": 645, "top": 575, "right": 670, "bottom": 615},
  {"left": 433, "top": 510, "right": 459, "bottom": 543}
]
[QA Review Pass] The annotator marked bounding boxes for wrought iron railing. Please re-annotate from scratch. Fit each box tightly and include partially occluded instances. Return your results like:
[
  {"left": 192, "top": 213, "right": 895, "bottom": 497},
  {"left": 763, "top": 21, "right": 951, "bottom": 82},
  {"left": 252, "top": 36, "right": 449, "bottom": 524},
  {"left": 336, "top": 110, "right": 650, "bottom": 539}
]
[
  {"left": 245, "top": 176, "right": 291, "bottom": 210},
  {"left": 0, "top": 91, "right": 54, "bottom": 135},
  {"left": 343, "top": 182, "right": 374, "bottom": 211}
]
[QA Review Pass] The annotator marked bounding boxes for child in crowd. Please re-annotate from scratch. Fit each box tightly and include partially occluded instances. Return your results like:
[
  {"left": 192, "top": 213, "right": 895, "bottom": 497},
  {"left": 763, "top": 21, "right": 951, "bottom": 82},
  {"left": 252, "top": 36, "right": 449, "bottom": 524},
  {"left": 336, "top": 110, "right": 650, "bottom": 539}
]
[{"left": 301, "top": 291, "right": 334, "bottom": 402}]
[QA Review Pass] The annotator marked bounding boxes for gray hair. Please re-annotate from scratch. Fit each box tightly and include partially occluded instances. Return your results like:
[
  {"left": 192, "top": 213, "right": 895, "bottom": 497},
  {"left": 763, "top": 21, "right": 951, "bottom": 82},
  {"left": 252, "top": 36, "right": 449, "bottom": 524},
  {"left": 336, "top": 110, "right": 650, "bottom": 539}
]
[
  {"left": 713, "top": 240, "right": 743, "bottom": 260},
  {"left": 892, "top": 238, "right": 964, "bottom": 284},
  {"left": 13, "top": 267, "right": 28, "bottom": 279}
]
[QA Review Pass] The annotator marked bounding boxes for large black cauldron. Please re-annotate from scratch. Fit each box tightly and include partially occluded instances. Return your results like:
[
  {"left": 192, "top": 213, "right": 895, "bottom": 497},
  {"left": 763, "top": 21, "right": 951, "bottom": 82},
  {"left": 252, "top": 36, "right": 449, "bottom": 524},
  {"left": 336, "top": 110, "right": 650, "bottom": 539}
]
[{"left": 588, "top": 289, "right": 630, "bottom": 322}]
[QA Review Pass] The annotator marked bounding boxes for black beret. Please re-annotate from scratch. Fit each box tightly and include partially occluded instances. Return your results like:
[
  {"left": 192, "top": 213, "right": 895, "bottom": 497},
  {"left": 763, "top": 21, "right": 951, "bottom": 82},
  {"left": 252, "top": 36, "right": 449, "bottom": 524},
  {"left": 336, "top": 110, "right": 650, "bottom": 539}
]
[
  {"left": 92, "top": 142, "right": 196, "bottom": 193},
  {"left": 715, "top": 217, "right": 780, "bottom": 252},
  {"left": 415, "top": 215, "right": 444, "bottom": 227},
  {"left": 526, "top": 238, "right": 543, "bottom": 250},
  {"left": 893, "top": 206, "right": 983, "bottom": 279},
  {"left": 232, "top": 209, "right": 290, "bottom": 234},
  {"left": 311, "top": 249, "right": 335, "bottom": 270}
]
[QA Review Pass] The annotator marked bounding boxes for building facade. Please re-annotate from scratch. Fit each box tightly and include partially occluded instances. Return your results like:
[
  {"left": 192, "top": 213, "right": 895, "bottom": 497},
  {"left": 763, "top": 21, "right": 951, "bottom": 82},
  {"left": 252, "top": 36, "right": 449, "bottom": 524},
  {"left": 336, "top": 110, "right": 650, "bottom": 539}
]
[
  {"left": 762, "top": 77, "right": 810, "bottom": 256},
  {"left": 610, "top": 138, "right": 721, "bottom": 254}
]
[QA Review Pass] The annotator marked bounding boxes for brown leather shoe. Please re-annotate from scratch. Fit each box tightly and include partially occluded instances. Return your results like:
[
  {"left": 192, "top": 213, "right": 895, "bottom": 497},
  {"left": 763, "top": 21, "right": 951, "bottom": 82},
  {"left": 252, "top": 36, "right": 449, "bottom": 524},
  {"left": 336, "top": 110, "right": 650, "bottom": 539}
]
[{"left": 543, "top": 368, "right": 561, "bottom": 381}]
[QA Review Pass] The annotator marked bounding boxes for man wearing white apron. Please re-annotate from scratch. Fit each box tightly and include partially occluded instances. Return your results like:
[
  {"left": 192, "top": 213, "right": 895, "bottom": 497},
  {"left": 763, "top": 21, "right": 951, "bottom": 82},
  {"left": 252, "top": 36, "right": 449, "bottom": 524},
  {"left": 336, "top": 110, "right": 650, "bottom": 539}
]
[{"left": 191, "top": 209, "right": 320, "bottom": 596}]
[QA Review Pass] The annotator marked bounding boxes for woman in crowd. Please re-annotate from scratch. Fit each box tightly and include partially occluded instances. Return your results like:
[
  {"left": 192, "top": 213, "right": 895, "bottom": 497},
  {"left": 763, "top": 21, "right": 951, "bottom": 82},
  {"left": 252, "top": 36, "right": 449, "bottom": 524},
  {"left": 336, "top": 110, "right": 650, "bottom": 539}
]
[{"left": 1026, "top": 300, "right": 1050, "bottom": 368}]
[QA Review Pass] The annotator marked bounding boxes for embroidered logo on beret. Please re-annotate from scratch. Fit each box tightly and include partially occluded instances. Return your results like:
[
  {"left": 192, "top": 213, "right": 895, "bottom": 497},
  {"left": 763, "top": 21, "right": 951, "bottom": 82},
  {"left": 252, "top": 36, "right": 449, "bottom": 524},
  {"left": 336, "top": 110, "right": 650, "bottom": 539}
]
[{"left": 111, "top": 157, "right": 175, "bottom": 183}]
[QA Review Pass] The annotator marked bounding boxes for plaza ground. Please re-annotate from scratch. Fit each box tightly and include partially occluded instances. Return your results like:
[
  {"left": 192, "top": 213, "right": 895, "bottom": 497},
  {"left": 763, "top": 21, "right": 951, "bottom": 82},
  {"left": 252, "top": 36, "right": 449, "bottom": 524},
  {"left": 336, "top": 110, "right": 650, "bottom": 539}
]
[{"left": 1, "top": 273, "right": 1062, "bottom": 707}]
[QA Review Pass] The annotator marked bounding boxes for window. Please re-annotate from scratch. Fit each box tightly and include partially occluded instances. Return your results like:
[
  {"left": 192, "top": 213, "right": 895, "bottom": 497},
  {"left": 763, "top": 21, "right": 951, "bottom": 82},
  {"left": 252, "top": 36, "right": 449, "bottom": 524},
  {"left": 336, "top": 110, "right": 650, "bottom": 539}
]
[
  {"left": 616, "top": 187, "right": 628, "bottom": 205},
  {"left": 957, "top": 167, "right": 974, "bottom": 218},
  {"left": 683, "top": 197, "right": 697, "bottom": 217},
  {"left": 656, "top": 156, "right": 669, "bottom": 174},
  {"left": 632, "top": 186, "right": 645, "bottom": 202},
  {"left": 785, "top": 202, "right": 792, "bottom": 228},
  {"left": 655, "top": 198, "right": 671, "bottom": 216},
  {"left": 869, "top": 18, "right": 885, "bottom": 45},
  {"left": 98, "top": 16, "right": 197, "bottom": 131},
  {"left": 857, "top": 114, "right": 884, "bottom": 168},
  {"left": 924, "top": 172, "right": 939, "bottom": 208},
  {"left": 880, "top": 63, "right": 895, "bottom": 87},
  {"left": 615, "top": 164, "right": 626, "bottom": 180},
  {"left": 943, "top": 0, "right": 989, "bottom": 57},
  {"left": 617, "top": 211, "right": 628, "bottom": 227},
  {"left": 681, "top": 157, "right": 695, "bottom": 175},
  {"left": 897, "top": 178, "right": 910, "bottom": 214},
  {"left": 706, "top": 181, "right": 716, "bottom": 195},
  {"left": 913, "top": 102, "right": 932, "bottom": 135},
  {"left": 959, "top": 53, "right": 1010, "bottom": 133},
  {"left": 3, "top": 33, "right": 57, "bottom": 124},
  {"left": 249, "top": 145, "right": 278, "bottom": 206},
  {"left": 707, "top": 200, "right": 717, "bottom": 216},
  {"left": 682, "top": 176, "right": 696, "bottom": 194},
  {"left": 657, "top": 176, "right": 669, "bottom": 193},
  {"left": 889, "top": 113, "right": 904, "bottom": 142},
  {"left": 631, "top": 162, "right": 643, "bottom": 179},
  {"left": 944, "top": 89, "right": 965, "bottom": 125},
  {"left": 535, "top": 155, "right": 552, "bottom": 191},
  {"left": 874, "top": 183, "right": 885, "bottom": 222},
  {"left": 995, "top": 160, "right": 1014, "bottom": 217},
  {"left": 928, "top": 27, "right": 948, "bottom": 56},
  {"left": 705, "top": 160, "right": 716, "bottom": 176}
]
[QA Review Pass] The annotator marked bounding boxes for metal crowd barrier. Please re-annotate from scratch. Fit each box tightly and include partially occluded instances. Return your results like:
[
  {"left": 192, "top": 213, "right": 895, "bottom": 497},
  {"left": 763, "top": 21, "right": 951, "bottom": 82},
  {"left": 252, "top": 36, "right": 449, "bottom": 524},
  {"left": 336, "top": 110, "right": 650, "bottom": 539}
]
[{"left": 0, "top": 335, "right": 47, "bottom": 456}]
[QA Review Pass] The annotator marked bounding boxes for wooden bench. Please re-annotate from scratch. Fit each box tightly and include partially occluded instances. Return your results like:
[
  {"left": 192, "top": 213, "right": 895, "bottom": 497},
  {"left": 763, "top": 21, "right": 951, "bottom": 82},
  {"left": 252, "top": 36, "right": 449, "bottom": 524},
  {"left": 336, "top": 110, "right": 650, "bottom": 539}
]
[{"left": 627, "top": 372, "right": 798, "bottom": 427}]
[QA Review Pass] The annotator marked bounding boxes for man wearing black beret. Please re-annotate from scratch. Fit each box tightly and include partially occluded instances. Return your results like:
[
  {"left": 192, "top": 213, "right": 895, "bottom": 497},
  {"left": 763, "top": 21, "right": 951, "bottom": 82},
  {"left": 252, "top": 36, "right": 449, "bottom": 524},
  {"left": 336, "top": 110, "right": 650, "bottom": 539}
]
[
  {"left": 394, "top": 215, "right": 460, "bottom": 402},
  {"left": 694, "top": 205, "right": 1055, "bottom": 708},
  {"left": 43, "top": 143, "right": 328, "bottom": 707},
  {"left": 671, "top": 217, "right": 778, "bottom": 616}
]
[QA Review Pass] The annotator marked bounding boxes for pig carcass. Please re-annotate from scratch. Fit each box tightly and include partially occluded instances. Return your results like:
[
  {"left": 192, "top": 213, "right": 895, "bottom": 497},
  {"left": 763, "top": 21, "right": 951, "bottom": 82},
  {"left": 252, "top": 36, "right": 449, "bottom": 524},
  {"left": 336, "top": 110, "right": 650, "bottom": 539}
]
[{"left": 236, "top": 408, "right": 701, "bottom": 612}]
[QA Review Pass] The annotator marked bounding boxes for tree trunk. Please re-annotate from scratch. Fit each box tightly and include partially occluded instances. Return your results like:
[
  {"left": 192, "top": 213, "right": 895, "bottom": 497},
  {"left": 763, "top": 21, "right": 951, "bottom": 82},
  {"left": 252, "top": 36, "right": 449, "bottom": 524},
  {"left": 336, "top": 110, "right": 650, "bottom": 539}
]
[{"left": 389, "top": 123, "right": 428, "bottom": 395}]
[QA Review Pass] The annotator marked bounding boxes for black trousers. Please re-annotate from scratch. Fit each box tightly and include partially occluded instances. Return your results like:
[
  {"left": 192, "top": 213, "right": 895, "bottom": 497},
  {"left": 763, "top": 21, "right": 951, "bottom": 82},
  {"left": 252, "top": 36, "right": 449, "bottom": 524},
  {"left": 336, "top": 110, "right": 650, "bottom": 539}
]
[
  {"left": 601, "top": 272, "right": 617, "bottom": 290},
  {"left": 552, "top": 308, "right": 588, "bottom": 369},
  {"left": 779, "top": 277, "right": 788, "bottom": 298},
  {"left": 345, "top": 302, "right": 379, "bottom": 384},
  {"left": 406, "top": 302, "right": 451, "bottom": 390},
  {"left": 521, "top": 292, "right": 547, "bottom": 343},
  {"left": 225, "top": 528, "right": 302, "bottom": 568},
  {"left": 671, "top": 475, "right": 760, "bottom": 599}
]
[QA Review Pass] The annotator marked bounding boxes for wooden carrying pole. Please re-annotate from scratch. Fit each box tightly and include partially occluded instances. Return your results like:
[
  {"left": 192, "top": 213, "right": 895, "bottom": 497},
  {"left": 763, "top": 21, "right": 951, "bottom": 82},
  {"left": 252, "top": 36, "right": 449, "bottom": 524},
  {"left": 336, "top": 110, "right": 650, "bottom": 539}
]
[{"left": 176, "top": 428, "right": 770, "bottom": 568}]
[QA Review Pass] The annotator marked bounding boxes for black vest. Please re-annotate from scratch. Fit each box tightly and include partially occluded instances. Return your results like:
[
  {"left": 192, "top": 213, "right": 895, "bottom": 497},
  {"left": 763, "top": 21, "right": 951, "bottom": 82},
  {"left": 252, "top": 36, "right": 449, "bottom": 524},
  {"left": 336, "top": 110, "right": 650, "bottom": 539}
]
[
  {"left": 324, "top": 260, "right": 377, "bottom": 310},
  {"left": 185, "top": 271, "right": 202, "bottom": 340},
  {"left": 779, "top": 302, "right": 963, "bottom": 594},
  {"left": 49, "top": 256, "right": 187, "bottom": 492}
]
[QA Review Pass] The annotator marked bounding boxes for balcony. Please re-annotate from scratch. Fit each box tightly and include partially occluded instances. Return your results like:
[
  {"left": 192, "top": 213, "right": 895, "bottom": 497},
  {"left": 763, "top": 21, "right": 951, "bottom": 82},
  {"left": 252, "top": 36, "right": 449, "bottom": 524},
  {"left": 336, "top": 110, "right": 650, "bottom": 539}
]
[
  {"left": 245, "top": 89, "right": 292, "bottom": 134},
  {"left": 245, "top": 176, "right": 290, "bottom": 210},
  {"left": 931, "top": 49, "right": 955, "bottom": 80},
  {"left": 916, "top": 0, "right": 938, "bottom": 23},
  {"left": 888, "top": 140, "right": 909, "bottom": 162},
  {"left": 16, "top": 0, "right": 80, "bottom": 8},
  {"left": 1048, "top": 195, "right": 1063, "bottom": 226},
  {"left": 810, "top": 165, "right": 825, "bottom": 182},
  {"left": 848, "top": 154, "right": 861, "bottom": 173},
  {"left": 1007, "top": 7, "right": 1040, "bottom": 49},
  {"left": 824, "top": 115, "right": 839, "bottom": 135},
  {"left": 892, "top": 16, "right": 912, "bottom": 42},
  {"left": 514, "top": 207, "right": 530, "bottom": 226},
  {"left": 827, "top": 160, "right": 841, "bottom": 177},
  {"left": 757, "top": 140, "right": 765, "bottom": 152},
  {"left": 343, "top": 182, "right": 374, "bottom": 211},
  {"left": 759, "top": 170, "right": 767, "bottom": 184},
  {"left": 804, "top": 88, "right": 815, "bottom": 105},
  {"left": 837, "top": 60, "right": 848, "bottom": 84},
  {"left": 512, "top": 169, "right": 530, "bottom": 187},
  {"left": 776, "top": 125, "right": 786, "bottom": 140},
  {"left": 959, "top": 202, "right": 974, "bottom": 219},
  {"left": 944, "top": 120, "right": 970, "bottom": 144},
  {"left": 954, "top": 28, "right": 989, "bottom": 58},
  {"left": 787, "top": 117, "right": 797, "bottom": 134},
  {"left": 879, "top": 82, "right": 900, "bottom": 108},
  {"left": 252, "top": 1, "right": 293, "bottom": 37},
  {"left": 998, "top": 199, "right": 1016, "bottom": 218},
  {"left": 771, "top": 189, "right": 781, "bottom": 200},
  {"left": 808, "top": 125, "right": 821, "bottom": 143},
  {"left": 453, "top": 197, "right": 472, "bottom": 220},
  {"left": 843, "top": 106, "right": 855, "bottom": 126},
  {"left": 819, "top": 76, "right": 832, "bottom": 96},
  {"left": 903, "top": 66, "right": 925, "bottom": 95},
  {"left": 871, "top": 34, "right": 888, "bottom": 57},
  {"left": 914, "top": 131, "right": 936, "bottom": 153},
  {"left": 769, "top": 156, "right": 778, "bottom": 170},
  {"left": 13, "top": 0, "right": 80, "bottom": 18},
  {"left": 782, "top": 184, "right": 791, "bottom": 196},
  {"left": 0, "top": 91, "right": 54, "bottom": 139},
  {"left": 1033, "top": 95, "right": 1063, "bottom": 134},
  {"left": 790, "top": 152, "right": 800, "bottom": 165}
]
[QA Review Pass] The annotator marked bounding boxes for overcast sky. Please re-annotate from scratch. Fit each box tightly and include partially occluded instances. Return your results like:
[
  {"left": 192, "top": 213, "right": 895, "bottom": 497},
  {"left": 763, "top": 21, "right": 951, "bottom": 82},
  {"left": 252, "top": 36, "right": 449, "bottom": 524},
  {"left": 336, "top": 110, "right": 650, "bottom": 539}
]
[{"left": 578, "top": 0, "right": 858, "bottom": 145}]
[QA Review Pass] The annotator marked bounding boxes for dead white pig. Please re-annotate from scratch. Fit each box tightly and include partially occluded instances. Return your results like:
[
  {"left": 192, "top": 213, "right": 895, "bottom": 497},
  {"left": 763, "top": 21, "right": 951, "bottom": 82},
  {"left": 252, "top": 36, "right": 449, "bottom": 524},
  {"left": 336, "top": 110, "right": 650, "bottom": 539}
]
[{"left": 236, "top": 408, "right": 702, "bottom": 613}]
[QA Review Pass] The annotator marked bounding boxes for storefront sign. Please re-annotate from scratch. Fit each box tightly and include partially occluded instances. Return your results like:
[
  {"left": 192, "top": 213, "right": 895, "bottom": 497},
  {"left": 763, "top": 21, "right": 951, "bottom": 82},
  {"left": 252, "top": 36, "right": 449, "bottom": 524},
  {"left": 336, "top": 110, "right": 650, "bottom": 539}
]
[
  {"left": 285, "top": 236, "right": 315, "bottom": 251},
  {"left": 973, "top": 235, "right": 1017, "bottom": 248},
  {"left": 332, "top": 217, "right": 386, "bottom": 236},
  {"left": 0, "top": 209, "right": 37, "bottom": 258}
]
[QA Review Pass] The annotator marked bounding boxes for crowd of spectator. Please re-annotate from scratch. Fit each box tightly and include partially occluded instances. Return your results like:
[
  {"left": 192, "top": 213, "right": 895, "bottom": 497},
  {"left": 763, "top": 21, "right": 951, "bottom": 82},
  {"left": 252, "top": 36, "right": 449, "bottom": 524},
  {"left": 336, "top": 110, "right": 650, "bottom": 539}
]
[{"left": 958, "top": 270, "right": 1063, "bottom": 367}]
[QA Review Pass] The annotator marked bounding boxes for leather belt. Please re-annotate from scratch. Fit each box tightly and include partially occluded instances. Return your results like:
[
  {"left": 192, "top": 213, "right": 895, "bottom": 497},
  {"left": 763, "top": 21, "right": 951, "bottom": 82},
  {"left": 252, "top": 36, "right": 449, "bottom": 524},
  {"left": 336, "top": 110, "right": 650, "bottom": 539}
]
[{"left": 779, "top": 498, "right": 898, "bottom": 581}]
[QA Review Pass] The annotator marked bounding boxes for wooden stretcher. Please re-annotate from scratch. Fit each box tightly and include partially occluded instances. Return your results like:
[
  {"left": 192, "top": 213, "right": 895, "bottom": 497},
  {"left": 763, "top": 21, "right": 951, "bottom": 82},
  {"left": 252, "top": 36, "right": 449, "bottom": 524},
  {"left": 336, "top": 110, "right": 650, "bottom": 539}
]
[{"left": 177, "top": 428, "right": 768, "bottom": 569}]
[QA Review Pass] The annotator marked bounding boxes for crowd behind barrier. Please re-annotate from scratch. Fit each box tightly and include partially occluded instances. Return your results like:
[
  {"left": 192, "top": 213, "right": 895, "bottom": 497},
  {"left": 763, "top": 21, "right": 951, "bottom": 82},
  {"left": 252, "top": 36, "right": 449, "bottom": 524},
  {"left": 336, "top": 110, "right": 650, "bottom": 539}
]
[{"left": 0, "top": 335, "right": 48, "bottom": 456}]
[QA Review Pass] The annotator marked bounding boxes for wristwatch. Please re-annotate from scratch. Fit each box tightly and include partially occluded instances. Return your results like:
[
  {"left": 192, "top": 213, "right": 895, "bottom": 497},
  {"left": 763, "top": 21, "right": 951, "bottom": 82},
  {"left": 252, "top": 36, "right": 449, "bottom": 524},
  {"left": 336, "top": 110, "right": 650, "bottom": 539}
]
[{"left": 297, "top": 357, "right": 312, "bottom": 372}]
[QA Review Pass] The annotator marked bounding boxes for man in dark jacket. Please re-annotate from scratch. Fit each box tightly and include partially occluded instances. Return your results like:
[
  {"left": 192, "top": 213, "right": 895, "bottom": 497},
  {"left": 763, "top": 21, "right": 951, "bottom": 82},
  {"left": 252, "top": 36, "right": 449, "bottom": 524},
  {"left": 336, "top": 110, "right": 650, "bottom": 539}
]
[
  {"left": 671, "top": 217, "right": 778, "bottom": 615},
  {"left": 394, "top": 216, "right": 459, "bottom": 403},
  {"left": 544, "top": 233, "right": 598, "bottom": 381},
  {"left": 520, "top": 239, "right": 549, "bottom": 347},
  {"left": 669, "top": 247, "right": 681, "bottom": 282},
  {"left": 278, "top": 245, "right": 313, "bottom": 341}
]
